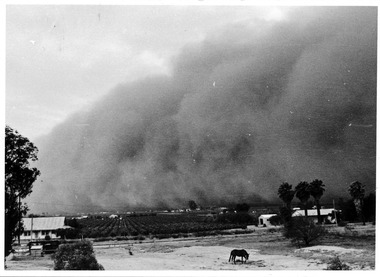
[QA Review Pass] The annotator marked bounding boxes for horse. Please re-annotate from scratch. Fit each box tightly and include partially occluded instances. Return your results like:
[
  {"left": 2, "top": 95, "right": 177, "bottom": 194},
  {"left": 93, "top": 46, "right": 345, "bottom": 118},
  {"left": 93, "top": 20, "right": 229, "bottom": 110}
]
[{"left": 228, "top": 249, "right": 249, "bottom": 264}]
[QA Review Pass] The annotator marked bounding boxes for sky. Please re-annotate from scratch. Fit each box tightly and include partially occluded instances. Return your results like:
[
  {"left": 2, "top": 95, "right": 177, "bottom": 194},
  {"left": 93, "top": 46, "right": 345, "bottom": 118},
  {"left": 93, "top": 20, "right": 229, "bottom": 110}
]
[
  {"left": 4, "top": 3, "right": 378, "bottom": 213},
  {"left": 6, "top": 4, "right": 289, "bottom": 140}
]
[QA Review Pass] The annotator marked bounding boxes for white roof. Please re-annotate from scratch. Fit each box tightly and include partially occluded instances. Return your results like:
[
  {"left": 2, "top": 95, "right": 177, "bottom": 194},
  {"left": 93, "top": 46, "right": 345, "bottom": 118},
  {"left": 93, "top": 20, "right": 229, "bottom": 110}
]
[
  {"left": 292, "top": 209, "right": 336, "bottom": 217},
  {"left": 22, "top": 217, "right": 66, "bottom": 231},
  {"left": 259, "top": 214, "right": 277, "bottom": 219}
]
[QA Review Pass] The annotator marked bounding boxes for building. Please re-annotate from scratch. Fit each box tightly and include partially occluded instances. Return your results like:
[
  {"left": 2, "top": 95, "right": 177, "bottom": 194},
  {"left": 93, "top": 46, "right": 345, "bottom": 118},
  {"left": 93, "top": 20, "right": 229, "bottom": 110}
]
[
  {"left": 20, "top": 217, "right": 70, "bottom": 240},
  {"left": 292, "top": 208, "right": 338, "bottom": 223},
  {"left": 258, "top": 214, "right": 278, "bottom": 227}
]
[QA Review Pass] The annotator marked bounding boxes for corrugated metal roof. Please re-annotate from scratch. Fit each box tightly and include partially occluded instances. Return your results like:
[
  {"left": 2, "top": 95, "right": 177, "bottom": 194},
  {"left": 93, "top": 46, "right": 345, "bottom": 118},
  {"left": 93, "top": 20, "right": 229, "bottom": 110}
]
[
  {"left": 22, "top": 217, "right": 66, "bottom": 231},
  {"left": 292, "top": 209, "right": 336, "bottom": 217}
]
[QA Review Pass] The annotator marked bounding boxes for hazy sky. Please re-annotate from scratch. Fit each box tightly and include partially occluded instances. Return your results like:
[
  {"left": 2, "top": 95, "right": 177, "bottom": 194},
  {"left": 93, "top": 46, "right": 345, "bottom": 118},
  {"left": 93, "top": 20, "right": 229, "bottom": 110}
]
[{"left": 6, "top": 4, "right": 290, "bottom": 140}]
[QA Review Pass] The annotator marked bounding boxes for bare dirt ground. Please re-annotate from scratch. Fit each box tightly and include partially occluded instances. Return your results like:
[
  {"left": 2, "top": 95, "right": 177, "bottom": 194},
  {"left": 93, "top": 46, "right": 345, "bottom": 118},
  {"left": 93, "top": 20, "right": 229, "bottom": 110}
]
[{"left": 5, "top": 225, "right": 376, "bottom": 271}]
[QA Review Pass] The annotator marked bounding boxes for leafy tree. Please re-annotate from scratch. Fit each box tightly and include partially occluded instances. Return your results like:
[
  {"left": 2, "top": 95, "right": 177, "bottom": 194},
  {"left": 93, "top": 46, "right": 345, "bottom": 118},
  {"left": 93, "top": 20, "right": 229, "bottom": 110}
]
[
  {"left": 295, "top": 181, "right": 311, "bottom": 217},
  {"left": 337, "top": 198, "right": 357, "bottom": 223},
  {"left": 235, "top": 203, "right": 250, "bottom": 213},
  {"left": 278, "top": 182, "right": 295, "bottom": 210},
  {"left": 363, "top": 193, "right": 376, "bottom": 224},
  {"left": 309, "top": 179, "right": 325, "bottom": 224},
  {"left": 64, "top": 218, "right": 79, "bottom": 228},
  {"left": 54, "top": 240, "right": 104, "bottom": 270},
  {"left": 348, "top": 181, "right": 366, "bottom": 225},
  {"left": 188, "top": 200, "right": 197, "bottom": 210},
  {"left": 268, "top": 215, "right": 282, "bottom": 226},
  {"left": 56, "top": 228, "right": 80, "bottom": 239},
  {"left": 5, "top": 125, "right": 40, "bottom": 257},
  {"left": 279, "top": 206, "right": 293, "bottom": 227}
]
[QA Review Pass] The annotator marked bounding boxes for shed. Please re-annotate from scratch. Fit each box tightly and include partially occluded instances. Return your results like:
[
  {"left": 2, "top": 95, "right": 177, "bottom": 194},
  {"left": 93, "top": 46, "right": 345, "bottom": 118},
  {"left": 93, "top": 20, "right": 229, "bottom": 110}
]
[
  {"left": 258, "top": 214, "right": 277, "bottom": 227},
  {"left": 30, "top": 245, "right": 43, "bottom": 257}
]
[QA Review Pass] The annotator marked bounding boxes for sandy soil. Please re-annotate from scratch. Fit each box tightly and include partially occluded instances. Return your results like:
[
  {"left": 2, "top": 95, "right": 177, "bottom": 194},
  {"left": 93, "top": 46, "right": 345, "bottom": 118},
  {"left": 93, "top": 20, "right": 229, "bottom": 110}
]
[
  {"left": 95, "top": 244, "right": 324, "bottom": 270},
  {"left": 5, "top": 226, "right": 375, "bottom": 271},
  {"left": 94, "top": 234, "right": 374, "bottom": 270}
]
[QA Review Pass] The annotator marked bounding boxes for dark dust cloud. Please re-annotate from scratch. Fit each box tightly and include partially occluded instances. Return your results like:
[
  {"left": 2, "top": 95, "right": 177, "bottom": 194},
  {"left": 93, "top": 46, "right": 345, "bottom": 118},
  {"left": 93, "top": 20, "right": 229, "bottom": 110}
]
[{"left": 28, "top": 7, "right": 377, "bottom": 213}]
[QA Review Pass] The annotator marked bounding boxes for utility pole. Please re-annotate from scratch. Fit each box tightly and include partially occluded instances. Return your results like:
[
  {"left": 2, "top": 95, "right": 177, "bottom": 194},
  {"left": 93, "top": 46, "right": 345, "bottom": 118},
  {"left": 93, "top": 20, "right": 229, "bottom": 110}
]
[
  {"left": 18, "top": 195, "right": 21, "bottom": 245},
  {"left": 31, "top": 216, "right": 34, "bottom": 241},
  {"left": 333, "top": 199, "right": 338, "bottom": 226}
]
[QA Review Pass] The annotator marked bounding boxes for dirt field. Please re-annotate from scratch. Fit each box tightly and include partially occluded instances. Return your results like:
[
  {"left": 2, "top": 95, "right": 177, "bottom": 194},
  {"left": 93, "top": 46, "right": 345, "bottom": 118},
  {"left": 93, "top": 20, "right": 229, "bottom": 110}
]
[{"left": 5, "top": 225, "right": 376, "bottom": 271}]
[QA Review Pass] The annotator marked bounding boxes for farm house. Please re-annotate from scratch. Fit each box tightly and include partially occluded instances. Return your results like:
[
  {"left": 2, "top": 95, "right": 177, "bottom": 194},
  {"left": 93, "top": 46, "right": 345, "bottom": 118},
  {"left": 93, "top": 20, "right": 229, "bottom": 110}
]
[
  {"left": 20, "top": 217, "right": 71, "bottom": 240},
  {"left": 258, "top": 214, "right": 278, "bottom": 227},
  {"left": 292, "top": 208, "right": 338, "bottom": 223}
]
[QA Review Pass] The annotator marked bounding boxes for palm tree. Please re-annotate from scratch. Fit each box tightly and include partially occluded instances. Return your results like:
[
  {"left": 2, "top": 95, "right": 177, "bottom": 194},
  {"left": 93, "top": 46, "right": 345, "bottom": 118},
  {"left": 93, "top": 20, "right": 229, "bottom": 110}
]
[
  {"left": 348, "top": 181, "right": 366, "bottom": 225},
  {"left": 295, "top": 181, "right": 311, "bottom": 217},
  {"left": 278, "top": 182, "right": 295, "bottom": 210},
  {"left": 309, "top": 179, "right": 325, "bottom": 224}
]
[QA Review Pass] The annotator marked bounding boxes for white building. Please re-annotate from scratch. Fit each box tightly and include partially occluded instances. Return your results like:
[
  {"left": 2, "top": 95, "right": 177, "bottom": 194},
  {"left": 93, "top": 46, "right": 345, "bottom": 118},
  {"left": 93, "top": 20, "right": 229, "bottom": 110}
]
[
  {"left": 292, "top": 208, "right": 338, "bottom": 223},
  {"left": 20, "top": 217, "right": 70, "bottom": 240},
  {"left": 258, "top": 214, "right": 278, "bottom": 227}
]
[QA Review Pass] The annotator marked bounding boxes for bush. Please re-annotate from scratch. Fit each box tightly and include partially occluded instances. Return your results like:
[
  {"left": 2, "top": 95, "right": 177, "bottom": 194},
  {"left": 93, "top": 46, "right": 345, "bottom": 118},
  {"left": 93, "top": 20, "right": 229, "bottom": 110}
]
[
  {"left": 54, "top": 240, "right": 104, "bottom": 270},
  {"left": 338, "top": 221, "right": 348, "bottom": 227},
  {"left": 284, "top": 216, "right": 327, "bottom": 246},
  {"left": 268, "top": 215, "right": 283, "bottom": 226},
  {"left": 326, "top": 256, "right": 351, "bottom": 270},
  {"left": 57, "top": 228, "right": 80, "bottom": 239}
]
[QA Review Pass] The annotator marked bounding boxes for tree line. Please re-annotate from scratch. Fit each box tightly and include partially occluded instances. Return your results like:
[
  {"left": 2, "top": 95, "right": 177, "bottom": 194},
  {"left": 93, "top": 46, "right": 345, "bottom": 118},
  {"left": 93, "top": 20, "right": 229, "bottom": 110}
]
[{"left": 278, "top": 179, "right": 373, "bottom": 225}]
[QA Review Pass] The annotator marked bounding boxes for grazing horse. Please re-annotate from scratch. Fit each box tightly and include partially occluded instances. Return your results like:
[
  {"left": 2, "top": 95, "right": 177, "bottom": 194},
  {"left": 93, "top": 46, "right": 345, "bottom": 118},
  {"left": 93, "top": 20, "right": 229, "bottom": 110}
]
[{"left": 228, "top": 249, "right": 249, "bottom": 264}]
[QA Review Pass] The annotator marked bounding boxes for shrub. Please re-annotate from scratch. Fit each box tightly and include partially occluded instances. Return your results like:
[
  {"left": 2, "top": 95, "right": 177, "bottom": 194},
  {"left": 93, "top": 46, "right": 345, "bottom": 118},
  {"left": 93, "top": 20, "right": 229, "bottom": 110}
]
[
  {"left": 338, "top": 221, "right": 348, "bottom": 227},
  {"left": 284, "top": 216, "right": 327, "bottom": 246},
  {"left": 326, "top": 256, "right": 351, "bottom": 270},
  {"left": 54, "top": 240, "right": 104, "bottom": 270},
  {"left": 56, "top": 228, "right": 80, "bottom": 239},
  {"left": 268, "top": 215, "right": 283, "bottom": 226}
]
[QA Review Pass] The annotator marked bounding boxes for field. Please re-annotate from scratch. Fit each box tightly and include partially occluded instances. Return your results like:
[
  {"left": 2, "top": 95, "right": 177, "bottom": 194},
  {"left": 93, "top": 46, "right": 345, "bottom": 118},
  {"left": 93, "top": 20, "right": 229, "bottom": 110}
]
[
  {"left": 69, "top": 213, "right": 249, "bottom": 239},
  {"left": 5, "top": 224, "right": 375, "bottom": 271}
]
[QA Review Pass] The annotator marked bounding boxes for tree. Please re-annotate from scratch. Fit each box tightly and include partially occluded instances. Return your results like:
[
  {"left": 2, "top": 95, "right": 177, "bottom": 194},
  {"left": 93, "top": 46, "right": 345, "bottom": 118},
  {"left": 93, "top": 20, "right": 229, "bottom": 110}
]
[
  {"left": 278, "top": 182, "right": 295, "bottom": 210},
  {"left": 309, "top": 179, "right": 325, "bottom": 224},
  {"left": 188, "top": 200, "right": 197, "bottom": 210},
  {"left": 268, "top": 215, "right": 283, "bottom": 226},
  {"left": 348, "top": 181, "right": 366, "bottom": 225},
  {"left": 235, "top": 203, "right": 250, "bottom": 213},
  {"left": 54, "top": 240, "right": 104, "bottom": 270},
  {"left": 362, "top": 193, "right": 376, "bottom": 224},
  {"left": 5, "top": 126, "right": 40, "bottom": 257},
  {"left": 295, "top": 181, "right": 311, "bottom": 217}
]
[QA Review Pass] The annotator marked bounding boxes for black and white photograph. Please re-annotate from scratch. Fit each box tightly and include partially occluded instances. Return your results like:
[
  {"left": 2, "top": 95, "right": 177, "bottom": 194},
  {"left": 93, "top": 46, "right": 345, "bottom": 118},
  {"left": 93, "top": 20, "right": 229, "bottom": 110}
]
[{"left": 3, "top": 0, "right": 378, "bottom": 273}]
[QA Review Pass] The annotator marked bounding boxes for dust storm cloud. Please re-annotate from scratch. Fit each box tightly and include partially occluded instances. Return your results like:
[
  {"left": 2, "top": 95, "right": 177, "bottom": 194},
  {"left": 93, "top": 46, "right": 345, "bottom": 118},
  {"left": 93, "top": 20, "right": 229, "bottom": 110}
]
[{"left": 28, "top": 7, "right": 377, "bottom": 213}]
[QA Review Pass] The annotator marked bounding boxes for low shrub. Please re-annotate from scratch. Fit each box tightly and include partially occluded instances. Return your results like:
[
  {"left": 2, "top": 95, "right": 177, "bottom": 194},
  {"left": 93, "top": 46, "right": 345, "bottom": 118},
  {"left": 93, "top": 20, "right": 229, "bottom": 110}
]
[
  {"left": 326, "top": 256, "right": 351, "bottom": 270},
  {"left": 284, "top": 216, "right": 327, "bottom": 247},
  {"left": 338, "top": 221, "right": 348, "bottom": 227},
  {"left": 54, "top": 240, "right": 104, "bottom": 270}
]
